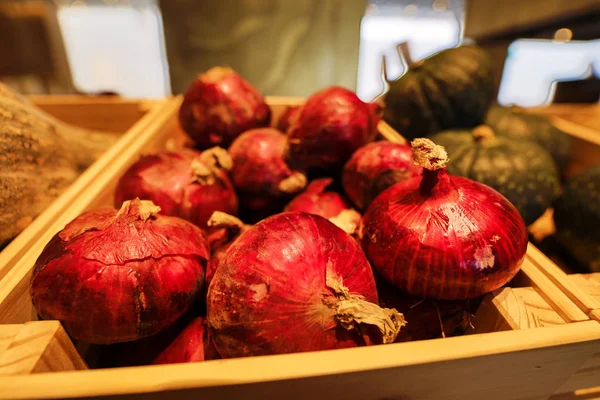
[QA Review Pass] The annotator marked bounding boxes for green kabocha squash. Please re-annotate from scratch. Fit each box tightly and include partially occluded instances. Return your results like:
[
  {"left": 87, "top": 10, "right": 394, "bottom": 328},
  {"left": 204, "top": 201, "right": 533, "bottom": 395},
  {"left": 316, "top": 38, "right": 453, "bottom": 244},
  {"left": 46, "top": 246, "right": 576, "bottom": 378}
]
[
  {"left": 430, "top": 126, "right": 560, "bottom": 225},
  {"left": 553, "top": 165, "right": 600, "bottom": 272},
  {"left": 384, "top": 45, "right": 494, "bottom": 140},
  {"left": 486, "top": 106, "right": 571, "bottom": 170}
]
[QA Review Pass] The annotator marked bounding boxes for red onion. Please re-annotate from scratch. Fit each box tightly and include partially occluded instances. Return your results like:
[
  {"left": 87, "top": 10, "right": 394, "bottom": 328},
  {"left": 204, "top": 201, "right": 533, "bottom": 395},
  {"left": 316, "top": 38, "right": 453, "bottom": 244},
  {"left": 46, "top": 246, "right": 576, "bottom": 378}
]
[
  {"left": 343, "top": 141, "right": 422, "bottom": 210},
  {"left": 30, "top": 199, "right": 210, "bottom": 344},
  {"left": 229, "top": 128, "right": 307, "bottom": 217},
  {"left": 287, "top": 87, "right": 382, "bottom": 172},
  {"left": 205, "top": 211, "right": 250, "bottom": 286},
  {"left": 178, "top": 67, "right": 271, "bottom": 149},
  {"left": 207, "top": 212, "right": 405, "bottom": 358},
  {"left": 114, "top": 147, "right": 238, "bottom": 229},
  {"left": 360, "top": 138, "right": 528, "bottom": 300},
  {"left": 284, "top": 178, "right": 361, "bottom": 235},
  {"left": 153, "top": 317, "right": 220, "bottom": 364},
  {"left": 277, "top": 105, "right": 300, "bottom": 132}
]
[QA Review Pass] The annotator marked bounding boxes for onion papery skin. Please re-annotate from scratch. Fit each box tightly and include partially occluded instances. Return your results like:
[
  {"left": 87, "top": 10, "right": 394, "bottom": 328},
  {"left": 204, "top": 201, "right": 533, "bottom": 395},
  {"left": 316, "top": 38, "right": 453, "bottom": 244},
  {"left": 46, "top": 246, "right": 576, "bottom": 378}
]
[
  {"left": 30, "top": 200, "right": 210, "bottom": 344},
  {"left": 277, "top": 105, "right": 300, "bottom": 133},
  {"left": 208, "top": 212, "right": 403, "bottom": 358},
  {"left": 287, "top": 87, "right": 381, "bottom": 173},
  {"left": 343, "top": 141, "right": 422, "bottom": 210},
  {"left": 114, "top": 149, "right": 238, "bottom": 229},
  {"left": 153, "top": 317, "right": 220, "bottom": 364},
  {"left": 361, "top": 163, "right": 528, "bottom": 300},
  {"left": 284, "top": 178, "right": 360, "bottom": 235},
  {"left": 179, "top": 67, "right": 271, "bottom": 149},
  {"left": 229, "top": 128, "right": 306, "bottom": 218}
]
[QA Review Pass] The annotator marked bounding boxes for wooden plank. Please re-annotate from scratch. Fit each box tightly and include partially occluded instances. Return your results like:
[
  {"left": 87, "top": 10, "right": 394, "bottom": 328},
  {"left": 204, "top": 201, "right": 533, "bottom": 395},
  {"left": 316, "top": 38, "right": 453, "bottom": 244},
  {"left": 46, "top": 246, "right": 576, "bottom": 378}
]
[
  {"left": 470, "top": 287, "right": 566, "bottom": 333},
  {"left": 520, "top": 252, "right": 589, "bottom": 323},
  {"left": 0, "top": 322, "right": 598, "bottom": 400},
  {"left": 0, "top": 98, "right": 178, "bottom": 324},
  {"left": 527, "top": 244, "right": 600, "bottom": 318},
  {"left": 553, "top": 353, "right": 600, "bottom": 396},
  {"left": 0, "top": 325, "right": 21, "bottom": 353},
  {"left": 0, "top": 321, "right": 86, "bottom": 375},
  {"left": 29, "top": 97, "right": 160, "bottom": 132},
  {"left": 551, "top": 386, "right": 600, "bottom": 400}
]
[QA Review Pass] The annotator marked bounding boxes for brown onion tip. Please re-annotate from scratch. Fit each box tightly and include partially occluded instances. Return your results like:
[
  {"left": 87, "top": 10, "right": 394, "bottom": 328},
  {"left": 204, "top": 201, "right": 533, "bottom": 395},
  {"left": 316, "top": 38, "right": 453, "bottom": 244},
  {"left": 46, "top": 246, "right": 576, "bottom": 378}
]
[
  {"left": 411, "top": 138, "right": 448, "bottom": 171},
  {"left": 329, "top": 209, "right": 361, "bottom": 235},
  {"left": 278, "top": 172, "right": 307, "bottom": 194},
  {"left": 326, "top": 267, "right": 405, "bottom": 344},
  {"left": 117, "top": 198, "right": 161, "bottom": 221},
  {"left": 207, "top": 211, "right": 245, "bottom": 231}
]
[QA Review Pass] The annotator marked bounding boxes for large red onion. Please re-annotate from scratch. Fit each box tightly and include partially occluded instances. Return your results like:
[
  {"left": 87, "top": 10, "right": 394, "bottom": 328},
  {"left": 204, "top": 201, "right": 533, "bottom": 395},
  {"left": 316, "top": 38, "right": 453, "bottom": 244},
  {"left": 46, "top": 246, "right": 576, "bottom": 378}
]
[
  {"left": 360, "top": 138, "right": 528, "bottom": 300},
  {"left": 284, "top": 178, "right": 361, "bottom": 235},
  {"left": 153, "top": 317, "right": 220, "bottom": 364},
  {"left": 30, "top": 199, "right": 209, "bottom": 344},
  {"left": 287, "top": 87, "right": 382, "bottom": 172},
  {"left": 343, "top": 141, "right": 422, "bottom": 210},
  {"left": 229, "top": 128, "right": 307, "bottom": 217},
  {"left": 207, "top": 212, "right": 405, "bottom": 358},
  {"left": 114, "top": 147, "right": 238, "bottom": 229},
  {"left": 179, "top": 67, "right": 271, "bottom": 149}
]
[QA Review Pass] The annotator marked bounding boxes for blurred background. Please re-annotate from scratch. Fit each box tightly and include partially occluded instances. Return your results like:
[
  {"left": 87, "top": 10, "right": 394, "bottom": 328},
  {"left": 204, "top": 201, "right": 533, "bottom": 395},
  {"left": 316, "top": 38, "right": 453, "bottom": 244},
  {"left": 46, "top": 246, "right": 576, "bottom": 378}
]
[{"left": 0, "top": 0, "right": 598, "bottom": 105}]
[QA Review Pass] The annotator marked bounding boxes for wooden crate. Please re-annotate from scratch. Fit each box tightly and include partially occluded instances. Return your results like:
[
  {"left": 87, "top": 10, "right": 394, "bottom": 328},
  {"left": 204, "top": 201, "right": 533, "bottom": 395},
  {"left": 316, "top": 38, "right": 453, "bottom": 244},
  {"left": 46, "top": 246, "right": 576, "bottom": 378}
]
[
  {"left": 0, "top": 97, "right": 598, "bottom": 400},
  {"left": 0, "top": 96, "right": 165, "bottom": 284}
]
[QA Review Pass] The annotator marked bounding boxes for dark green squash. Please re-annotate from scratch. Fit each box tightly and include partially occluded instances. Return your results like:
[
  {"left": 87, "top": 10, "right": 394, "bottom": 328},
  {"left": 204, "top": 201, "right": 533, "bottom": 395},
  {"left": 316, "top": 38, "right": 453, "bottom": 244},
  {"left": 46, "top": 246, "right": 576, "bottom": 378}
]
[
  {"left": 430, "top": 126, "right": 560, "bottom": 225},
  {"left": 384, "top": 45, "right": 494, "bottom": 140},
  {"left": 485, "top": 106, "right": 571, "bottom": 170},
  {"left": 553, "top": 165, "right": 600, "bottom": 272}
]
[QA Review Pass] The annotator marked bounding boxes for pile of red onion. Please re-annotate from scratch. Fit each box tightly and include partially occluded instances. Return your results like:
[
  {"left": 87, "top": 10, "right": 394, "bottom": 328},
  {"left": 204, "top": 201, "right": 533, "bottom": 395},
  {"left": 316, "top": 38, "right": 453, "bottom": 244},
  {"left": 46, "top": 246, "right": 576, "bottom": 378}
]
[
  {"left": 179, "top": 67, "right": 271, "bottom": 149},
  {"left": 286, "top": 87, "right": 382, "bottom": 173},
  {"left": 229, "top": 128, "right": 307, "bottom": 217},
  {"left": 284, "top": 178, "right": 360, "bottom": 235},
  {"left": 343, "top": 141, "right": 422, "bottom": 210},
  {"left": 207, "top": 212, "right": 405, "bottom": 357},
  {"left": 114, "top": 148, "right": 238, "bottom": 229},
  {"left": 360, "top": 138, "right": 528, "bottom": 300},
  {"left": 28, "top": 71, "right": 531, "bottom": 367},
  {"left": 30, "top": 199, "right": 209, "bottom": 344}
]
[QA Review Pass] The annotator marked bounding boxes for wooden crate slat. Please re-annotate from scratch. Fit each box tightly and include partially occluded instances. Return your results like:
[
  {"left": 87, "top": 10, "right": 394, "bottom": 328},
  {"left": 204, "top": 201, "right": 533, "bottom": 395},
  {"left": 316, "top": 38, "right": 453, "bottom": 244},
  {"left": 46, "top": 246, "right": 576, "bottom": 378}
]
[
  {"left": 0, "top": 322, "right": 598, "bottom": 400},
  {"left": 526, "top": 245, "right": 600, "bottom": 318},
  {"left": 0, "top": 321, "right": 86, "bottom": 375},
  {"left": 470, "top": 287, "right": 566, "bottom": 333},
  {"left": 0, "top": 325, "right": 22, "bottom": 352}
]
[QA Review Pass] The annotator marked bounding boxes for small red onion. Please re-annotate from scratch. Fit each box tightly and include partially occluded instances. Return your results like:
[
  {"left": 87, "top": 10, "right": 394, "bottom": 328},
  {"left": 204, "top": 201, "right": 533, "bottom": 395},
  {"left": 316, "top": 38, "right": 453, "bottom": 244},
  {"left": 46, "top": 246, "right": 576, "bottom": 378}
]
[
  {"left": 343, "top": 141, "right": 422, "bottom": 210},
  {"left": 284, "top": 178, "right": 361, "bottom": 235},
  {"left": 114, "top": 147, "right": 238, "bottom": 229},
  {"left": 30, "top": 199, "right": 209, "bottom": 344},
  {"left": 153, "top": 317, "right": 220, "bottom": 364},
  {"left": 276, "top": 105, "right": 300, "bottom": 132},
  {"left": 229, "top": 128, "right": 307, "bottom": 217},
  {"left": 287, "top": 87, "right": 382, "bottom": 172},
  {"left": 207, "top": 212, "right": 405, "bottom": 358},
  {"left": 360, "top": 138, "right": 528, "bottom": 300},
  {"left": 179, "top": 67, "right": 271, "bottom": 149}
]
